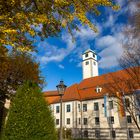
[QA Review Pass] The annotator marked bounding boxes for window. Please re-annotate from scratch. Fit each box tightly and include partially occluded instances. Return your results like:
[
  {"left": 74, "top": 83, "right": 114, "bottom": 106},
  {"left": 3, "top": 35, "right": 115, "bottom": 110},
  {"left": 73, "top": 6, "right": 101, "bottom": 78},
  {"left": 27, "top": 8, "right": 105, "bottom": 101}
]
[
  {"left": 93, "top": 61, "right": 96, "bottom": 65},
  {"left": 95, "top": 129, "right": 100, "bottom": 138},
  {"left": 56, "top": 119, "right": 59, "bottom": 125},
  {"left": 108, "top": 116, "right": 114, "bottom": 124},
  {"left": 94, "top": 102, "right": 99, "bottom": 111},
  {"left": 83, "top": 118, "right": 88, "bottom": 125},
  {"left": 85, "top": 53, "right": 88, "bottom": 58},
  {"left": 83, "top": 104, "right": 87, "bottom": 112},
  {"left": 84, "top": 130, "right": 88, "bottom": 137},
  {"left": 111, "top": 130, "right": 116, "bottom": 138},
  {"left": 128, "top": 130, "right": 134, "bottom": 138},
  {"left": 78, "top": 104, "right": 81, "bottom": 112},
  {"left": 93, "top": 54, "right": 95, "bottom": 58},
  {"left": 95, "top": 86, "right": 102, "bottom": 93},
  {"left": 78, "top": 118, "right": 81, "bottom": 125},
  {"left": 109, "top": 101, "right": 113, "bottom": 109},
  {"left": 102, "top": 103, "right": 104, "bottom": 107},
  {"left": 127, "top": 115, "right": 132, "bottom": 123},
  {"left": 85, "top": 61, "right": 89, "bottom": 65},
  {"left": 67, "top": 118, "right": 70, "bottom": 125},
  {"left": 56, "top": 106, "right": 59, "bottom": 113},
  {"left": 66, "top": 104, "right": 71, "bottom": 112},
  {"left": 125, "top": 98, "right": 130, "bottom": 108},
  {"left": 95, "top": 117, "right": 100, "bottom": 125},
  {"left": 138, "top": 115, "right": 140, "bottom": 123}
]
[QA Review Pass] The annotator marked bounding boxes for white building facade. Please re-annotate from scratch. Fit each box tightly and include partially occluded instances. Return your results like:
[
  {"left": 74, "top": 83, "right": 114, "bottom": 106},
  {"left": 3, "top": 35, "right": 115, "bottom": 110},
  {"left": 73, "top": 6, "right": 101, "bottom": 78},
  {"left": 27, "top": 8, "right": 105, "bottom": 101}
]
[
  {"left": 44, "top": 49, "right": 140, "bottom": 139},
  {"left": 48, "top": 96, "right": 140, "bottom": 140}
]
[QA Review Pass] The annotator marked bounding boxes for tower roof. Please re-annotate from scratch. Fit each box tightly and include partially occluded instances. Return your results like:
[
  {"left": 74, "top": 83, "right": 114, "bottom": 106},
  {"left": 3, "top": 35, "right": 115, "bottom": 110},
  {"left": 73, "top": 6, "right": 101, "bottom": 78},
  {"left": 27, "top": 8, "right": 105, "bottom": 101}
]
[{"left": 84, "top": 49, "right": 96, "bottom": 54}]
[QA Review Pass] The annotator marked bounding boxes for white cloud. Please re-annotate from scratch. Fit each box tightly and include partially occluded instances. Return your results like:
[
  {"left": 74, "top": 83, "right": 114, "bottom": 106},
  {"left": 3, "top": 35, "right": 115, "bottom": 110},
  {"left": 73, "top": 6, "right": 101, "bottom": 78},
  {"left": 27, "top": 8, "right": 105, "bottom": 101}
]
[
  {"left": 38, "top": 25, "right": 99, "bottom": 65},
  {"left": 98, "top": 56, "right": 119, "bottom": 68},
  {"left": 58, "top": 64, "right": 64, "bottom": 69},
  {"left": 40, "top": 53, "right": 65, "bottom": 63},
  {"left": 116, "top": 1, "right": 139, "bottom": 16},
  {"left": 96, "top": 35, "right": 116, "bottom": 50},
  {"left": 67, "top": 25, "right": 100, "bottom": 63},
  {"left": 117, "top": 0, "right": 126, "bottom": 7},
  {"left": 96, "top": 0, "right": 139, "bottom": 69},
  {"left": 74, "top": 25, "right": 99, "bottom": 40},
  {"left": 103, "top": 14, "right": 115, "bottom": 28},
  {"left": 38, "top": 33, "right": 76, "bottom": 64},
  {"left": 38, "top": 22, "right": 125, "bottom": 69},
  {"left": 95, "top": 32, "right": 124, "bottom": 69}
]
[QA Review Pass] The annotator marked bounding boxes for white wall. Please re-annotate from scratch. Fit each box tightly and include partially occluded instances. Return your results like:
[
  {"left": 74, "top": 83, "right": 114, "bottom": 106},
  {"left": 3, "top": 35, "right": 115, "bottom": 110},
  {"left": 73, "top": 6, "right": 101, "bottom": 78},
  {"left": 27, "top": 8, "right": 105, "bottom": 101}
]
[
  {"left": 82, "top": 51, "right": 98, "bottom": 79},
  {"left": 51, "top": 96, "right": 139, "bottom": 130}
]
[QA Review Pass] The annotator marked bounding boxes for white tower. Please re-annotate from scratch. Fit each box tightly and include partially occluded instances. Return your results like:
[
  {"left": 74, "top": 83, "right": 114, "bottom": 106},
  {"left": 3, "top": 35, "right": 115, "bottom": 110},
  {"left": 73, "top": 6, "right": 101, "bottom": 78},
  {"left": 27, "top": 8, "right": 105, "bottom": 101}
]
[{"left": 82, "top": 49, "right": 98, "bottom": 79}]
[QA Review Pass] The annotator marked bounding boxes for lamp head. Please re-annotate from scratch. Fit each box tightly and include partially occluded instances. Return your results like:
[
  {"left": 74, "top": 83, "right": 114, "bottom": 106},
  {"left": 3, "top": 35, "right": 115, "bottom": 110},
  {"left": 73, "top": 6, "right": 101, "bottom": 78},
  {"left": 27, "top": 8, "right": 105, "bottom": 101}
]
[{"left": 56, "top": 80, "right": 67, "bottom": 96}]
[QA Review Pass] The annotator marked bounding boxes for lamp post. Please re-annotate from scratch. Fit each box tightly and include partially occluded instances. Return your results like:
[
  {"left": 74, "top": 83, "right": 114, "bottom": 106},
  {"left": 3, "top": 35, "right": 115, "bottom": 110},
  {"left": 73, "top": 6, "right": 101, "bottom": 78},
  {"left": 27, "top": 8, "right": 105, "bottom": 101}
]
[{"left": 56, "top": 80, "right": 67, "bottom": 140}]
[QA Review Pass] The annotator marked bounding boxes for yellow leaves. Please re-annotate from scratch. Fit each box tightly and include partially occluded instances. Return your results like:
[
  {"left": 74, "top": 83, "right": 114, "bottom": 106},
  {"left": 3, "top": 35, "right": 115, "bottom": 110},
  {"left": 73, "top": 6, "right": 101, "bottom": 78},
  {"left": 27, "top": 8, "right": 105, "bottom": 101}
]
[
  {"left": 0, "top": 39, "right": 7, "bottom": 45},
  {"left": 54, "top": 0, "right": 69, "bottom": 6},
  {"left": 112, "top": 5, "right": 120, "bottom": 11},
  {"left": 0, "top": 39, "right": 15, "bottom": 47},
  {"left": 28, "top": 30, "right": 36, "bottom": 36},
  {"left": 16, "top": 46, "right": 32, "bottom": 52},
  {"left": 103, "top": 1, "right": 112, "bottom": 6},
  {"left": 0, "top": 15, "right": 4, "bottom": 20},
  {"left": 3, "top": 29, "right": 17, "bottom": 34},
  {"left": 68, "top": 14, "right": 74, "bottom": 22},
  {"left": 61, "top": 19, "right": 67, "bottom": 27},
  {"left": 11, "top": 0, "right": 16, "bottom": 5},
  {"left": 0, "top": 0, "right": 119, "bottom": 52},
  {"left": 36, "top": 15, "right": 48, "bottom": 24},
  {"left": 15, "top": 12, "right": 28, "bottom": 20},
  {"left": 76, "top": 9, "right": 98, "bottom": 33}
]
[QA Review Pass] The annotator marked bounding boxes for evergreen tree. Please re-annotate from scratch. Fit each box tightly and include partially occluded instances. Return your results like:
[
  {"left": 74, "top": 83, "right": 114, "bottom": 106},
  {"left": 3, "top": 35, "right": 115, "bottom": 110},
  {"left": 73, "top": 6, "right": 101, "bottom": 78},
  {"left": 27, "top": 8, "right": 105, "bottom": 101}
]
[
  {"left": 0, "top": 51, "right": 44, "bottom": 135},
  {"left": 2, "top": 82, "right": 57, "bottom": 140}
]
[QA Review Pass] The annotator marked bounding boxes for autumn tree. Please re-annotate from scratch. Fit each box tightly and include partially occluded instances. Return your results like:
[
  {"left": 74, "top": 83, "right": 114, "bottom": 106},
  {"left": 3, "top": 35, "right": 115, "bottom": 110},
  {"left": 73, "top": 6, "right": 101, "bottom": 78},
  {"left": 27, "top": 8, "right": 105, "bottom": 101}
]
[
  {"left": 118, "top": 0, "right": 140, "bottom": 131},
  {"left": 0, "top": 0, "right": 119, "bottom": 52},
  {"left": 2, "top": 82, "right": 57, "bottom": 140},
  {"left": 104, "top": 1, "right": 140, "bottom": 132},
  {"left": 0, "top": 51, "right": 44, "bottom": 136},
  {"left": 104, "top": 70, "right": 140, "bottom": 132}
]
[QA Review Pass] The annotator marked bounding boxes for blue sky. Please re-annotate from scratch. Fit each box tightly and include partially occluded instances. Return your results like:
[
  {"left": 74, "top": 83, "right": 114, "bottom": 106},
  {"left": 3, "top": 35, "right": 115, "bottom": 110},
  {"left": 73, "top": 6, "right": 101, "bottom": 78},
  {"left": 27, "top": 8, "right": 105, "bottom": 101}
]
[{"left": 34, "top": 1, "right": 137, "bottom": 91}]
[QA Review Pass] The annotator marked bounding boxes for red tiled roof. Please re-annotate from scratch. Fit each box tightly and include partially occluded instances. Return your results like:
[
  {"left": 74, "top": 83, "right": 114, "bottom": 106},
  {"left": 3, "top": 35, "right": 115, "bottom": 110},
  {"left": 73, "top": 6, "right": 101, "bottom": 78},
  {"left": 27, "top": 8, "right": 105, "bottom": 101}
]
[
  {"left": 44, "top": 90, "right": 58, "bottom": 96},
  {"left": 44, "top": 84, "right": 81, "bottom": 104},
  {"left": 44, "top": 68, "right": 136, "bottom": 104},
  {"left": 62, "top": 84, "right": 81, "bottom": 101}
]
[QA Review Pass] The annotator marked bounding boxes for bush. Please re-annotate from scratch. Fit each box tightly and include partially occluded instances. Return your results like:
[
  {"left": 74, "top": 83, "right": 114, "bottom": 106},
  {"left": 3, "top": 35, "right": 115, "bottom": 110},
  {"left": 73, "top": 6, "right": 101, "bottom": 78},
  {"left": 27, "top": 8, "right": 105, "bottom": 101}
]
[{"left": 2, "top": 82, "right": 57, "bottom": 140}]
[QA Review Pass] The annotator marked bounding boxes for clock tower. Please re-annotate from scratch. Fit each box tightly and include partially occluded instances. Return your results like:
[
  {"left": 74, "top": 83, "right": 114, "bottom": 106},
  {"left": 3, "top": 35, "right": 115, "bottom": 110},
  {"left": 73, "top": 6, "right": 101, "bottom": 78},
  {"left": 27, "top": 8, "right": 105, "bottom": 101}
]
[{"left": 82, "top": 49, "right": 99, "bottom": 79}]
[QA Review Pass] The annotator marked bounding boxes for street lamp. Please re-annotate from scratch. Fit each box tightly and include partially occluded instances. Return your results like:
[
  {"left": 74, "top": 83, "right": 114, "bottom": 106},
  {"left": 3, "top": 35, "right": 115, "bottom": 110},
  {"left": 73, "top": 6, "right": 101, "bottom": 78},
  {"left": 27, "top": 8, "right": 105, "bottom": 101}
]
[{"left": 56, "top": 80, "right": 67, "bottom": 140}]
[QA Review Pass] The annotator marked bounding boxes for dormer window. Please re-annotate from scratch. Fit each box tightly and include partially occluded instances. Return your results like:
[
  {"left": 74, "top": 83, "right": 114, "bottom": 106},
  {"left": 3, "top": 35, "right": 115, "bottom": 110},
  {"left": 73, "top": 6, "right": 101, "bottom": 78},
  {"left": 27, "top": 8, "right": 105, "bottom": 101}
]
[
  {"left": 95, "top": 86, "right": 102, "bottom": 93},
  {"left": 85, "top": 53, "right": 88, "bottom": 58}
]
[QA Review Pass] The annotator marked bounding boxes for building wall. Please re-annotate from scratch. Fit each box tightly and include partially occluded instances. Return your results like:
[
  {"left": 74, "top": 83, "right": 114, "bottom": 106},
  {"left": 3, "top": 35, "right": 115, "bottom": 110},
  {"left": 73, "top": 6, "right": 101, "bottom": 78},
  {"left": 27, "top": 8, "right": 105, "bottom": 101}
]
[{"left": 51, "top": 96, "right": 140, "bottom": 139}]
